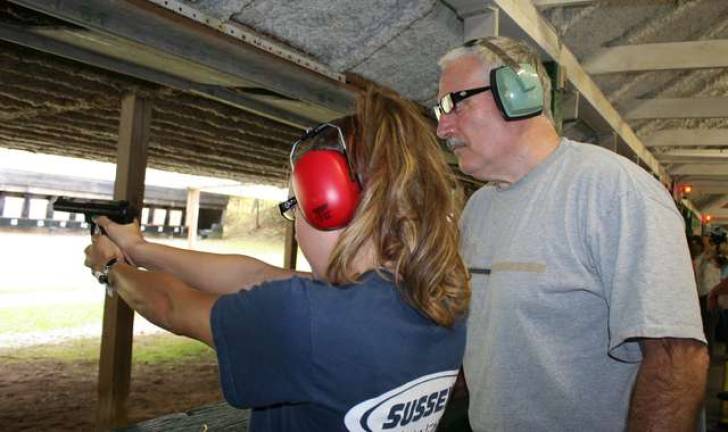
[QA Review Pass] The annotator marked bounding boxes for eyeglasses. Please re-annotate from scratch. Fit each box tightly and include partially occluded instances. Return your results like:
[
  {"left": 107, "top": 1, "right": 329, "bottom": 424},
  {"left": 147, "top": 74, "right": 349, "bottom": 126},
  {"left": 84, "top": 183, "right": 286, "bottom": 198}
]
[
  {"left": 278, "top": 196, "right": 297, "bottom": 221},
  {"left": 432, "top": 86, "right": 491, "bottom": 122}
]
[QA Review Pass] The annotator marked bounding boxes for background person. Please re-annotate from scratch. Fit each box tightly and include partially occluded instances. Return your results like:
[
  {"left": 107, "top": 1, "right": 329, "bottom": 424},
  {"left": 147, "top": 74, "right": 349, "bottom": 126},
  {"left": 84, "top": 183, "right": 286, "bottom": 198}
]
[
  {"left": 84, "top": 88, "right": 470, "bottom": 432},
  {"left": 435, "top": 36, "right": 707, "bottom": 431},
  {"left": 696, "top": 233, "right": 722, "bottom": 349}
]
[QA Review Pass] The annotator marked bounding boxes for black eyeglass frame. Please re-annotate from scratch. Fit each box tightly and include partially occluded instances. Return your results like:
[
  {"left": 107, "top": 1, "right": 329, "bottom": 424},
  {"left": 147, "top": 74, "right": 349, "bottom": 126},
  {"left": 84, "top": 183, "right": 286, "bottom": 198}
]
[
  {"left": 433, "top": 86, "right": 492, "bottom": 121},
  {"left": 278, "top": 196, "right": 297, "bottom": 221}
]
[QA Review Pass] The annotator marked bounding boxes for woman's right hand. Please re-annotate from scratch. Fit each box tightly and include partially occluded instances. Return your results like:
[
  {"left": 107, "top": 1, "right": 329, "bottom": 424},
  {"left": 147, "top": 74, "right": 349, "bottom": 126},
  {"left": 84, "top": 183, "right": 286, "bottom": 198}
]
[{"left": 93, "top": 216, "right": 146, "bottom": 267}]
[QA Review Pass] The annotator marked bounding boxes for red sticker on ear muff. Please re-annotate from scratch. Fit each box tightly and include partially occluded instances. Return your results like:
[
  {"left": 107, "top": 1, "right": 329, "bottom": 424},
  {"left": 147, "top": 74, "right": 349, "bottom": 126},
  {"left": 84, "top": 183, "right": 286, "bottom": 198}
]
[{"left": 292, "top": 150, "right": 361, "bottom": 230}]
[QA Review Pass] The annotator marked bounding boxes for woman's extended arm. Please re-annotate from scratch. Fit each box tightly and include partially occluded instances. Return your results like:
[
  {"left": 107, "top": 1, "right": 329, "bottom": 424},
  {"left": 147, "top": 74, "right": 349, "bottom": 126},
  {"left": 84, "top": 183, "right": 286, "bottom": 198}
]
[
  {"left": 85, "top": 234, "right": 218, "bottom": 346},
  {"left": 94, "top": 216, "right": 305, "bottom": 294}
]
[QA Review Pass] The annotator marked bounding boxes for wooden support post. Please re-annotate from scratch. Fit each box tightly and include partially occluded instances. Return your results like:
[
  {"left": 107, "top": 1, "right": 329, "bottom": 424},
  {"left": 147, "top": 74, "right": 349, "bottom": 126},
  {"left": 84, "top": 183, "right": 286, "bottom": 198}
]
[
  {"left": 45, "top": 197, "right": 54, "bottom": 220},
  {"left": 20, "top": 193, "right": 30, "bottom": 218},
  {"left": 186, "top": 188, "right": 200, "bottom": 249},
  {"left": 544, "top": 61, "right": 566, "bottom": 135},
  {"left": 96, "top": 93, "right": 151, "bottom": 431},
  {"left": 283, "top": 222, "right": 298, "bottom": 270},
  {"left": 463, "top": 7, "right": 499, "bottom": 41}
]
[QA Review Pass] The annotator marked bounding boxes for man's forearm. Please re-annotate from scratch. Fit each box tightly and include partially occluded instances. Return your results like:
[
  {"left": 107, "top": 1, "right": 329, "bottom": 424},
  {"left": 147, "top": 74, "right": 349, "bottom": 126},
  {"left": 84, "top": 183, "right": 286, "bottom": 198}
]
[
  {"left": 628, "top": 338, "right": 708, "bottom": 431},
  {"left": 128, "top": 241, "right": 298, "bottom": 294}
]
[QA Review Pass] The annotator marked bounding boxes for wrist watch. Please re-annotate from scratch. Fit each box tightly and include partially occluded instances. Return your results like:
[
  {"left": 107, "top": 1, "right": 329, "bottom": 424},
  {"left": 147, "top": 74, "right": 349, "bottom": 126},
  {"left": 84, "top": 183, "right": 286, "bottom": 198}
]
[{"left": 93, "top": 258, "right": 118, "bottom": 296}]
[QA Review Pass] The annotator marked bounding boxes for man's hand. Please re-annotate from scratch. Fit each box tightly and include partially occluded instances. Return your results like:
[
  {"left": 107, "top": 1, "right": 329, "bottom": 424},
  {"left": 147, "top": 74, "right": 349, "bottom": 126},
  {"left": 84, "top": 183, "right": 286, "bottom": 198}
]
[
  {"left": 84, "top": 233, "right": 125, "bottom": 272},
  {"left": 94, "top": 216, "right": 146, "bottom": 266},
  {"left": 628, "top": 338, "right": 708, "bottom": 431}
]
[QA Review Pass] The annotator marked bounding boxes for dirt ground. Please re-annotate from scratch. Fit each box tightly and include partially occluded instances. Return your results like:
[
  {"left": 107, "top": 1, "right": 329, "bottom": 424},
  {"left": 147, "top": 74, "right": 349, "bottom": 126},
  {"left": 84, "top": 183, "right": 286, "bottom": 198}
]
[{"left": 0, "top": 337, "right": 223, "bottom": 431}]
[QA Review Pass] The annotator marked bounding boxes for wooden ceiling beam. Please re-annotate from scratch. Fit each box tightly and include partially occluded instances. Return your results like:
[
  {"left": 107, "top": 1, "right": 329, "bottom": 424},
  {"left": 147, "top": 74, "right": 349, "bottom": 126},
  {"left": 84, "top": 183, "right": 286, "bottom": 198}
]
[
  {"left": 699, "top": 194, "right": 728, "bottom": 213},
  {"left": 7, "top": 0, "right": 354, "bottom": 122},
  {"left": 671, "top": 164, "right": 728, "bottom": 176},
  {"left": 584, "top": 40, "right": 728, "bottom": 75},
  {"left": 625, "top": 97, "right": 728, "bottom": 120},
  {"left": 532, "top": 0, "right": 596, "bottom": 8},
  {"left": 644, "top": 129, "right": 728, "bottom": 148}
]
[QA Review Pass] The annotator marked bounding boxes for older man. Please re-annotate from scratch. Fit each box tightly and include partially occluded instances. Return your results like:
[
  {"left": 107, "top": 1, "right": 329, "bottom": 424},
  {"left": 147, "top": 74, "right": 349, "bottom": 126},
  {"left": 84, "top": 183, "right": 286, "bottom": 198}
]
[{"left": 435, "top": 36, "right": 708, "bottom": 431}]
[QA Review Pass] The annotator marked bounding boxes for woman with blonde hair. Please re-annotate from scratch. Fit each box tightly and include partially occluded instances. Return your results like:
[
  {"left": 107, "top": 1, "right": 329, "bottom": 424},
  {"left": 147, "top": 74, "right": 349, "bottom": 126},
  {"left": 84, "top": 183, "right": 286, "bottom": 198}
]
[{"left": 84, "top": 87, "right": 470, "bottom": 432}]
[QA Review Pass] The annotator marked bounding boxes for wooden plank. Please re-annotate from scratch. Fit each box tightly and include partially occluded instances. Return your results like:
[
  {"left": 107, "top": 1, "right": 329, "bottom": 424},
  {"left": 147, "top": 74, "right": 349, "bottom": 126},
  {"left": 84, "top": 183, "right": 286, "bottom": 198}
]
[
  {"left": 488, "top": 0, "right": 669, "bottom": 183},
  {"left": 9, "top": 0, "right": 354, "bottom": 114},
  {"left": 700, "top": 195, "right": 728, "bottom": 213},
  {"left": 20, "top": 194, "right": 30, "bottom": 218},
  {"left": 115, "top": 402, "right": 250, "bottom": 432},
  {"left": 657, "top": 149, "right": 728, "bottom": 160},
  {"left": 644, "top": 129, "right": 728, "bottom": 147},
  {"left": 682, "top": 181, "right": 728, "bottom": 194},
  {"left": 0, "top": 24, "right": 317, "bottom": 128},
  {"left": 0, "top": 169, "right": 228, "bottom": 209},
  {"left": 584, "top": 40, "right": 728, "bottom": 75},
  {"left": 625, "top": 97, "right": 728, "bottom": 120},
  {"left": 96, "top": 93, "right": 151, "bottom": 431},
  {"left": 562, "top": 91, "right": 579, "bottom": 123},
  {"left": 533, "top": 0, "right": 596, "bottom": 8},
  {"left": 671, "top": 164, "right": 728, "bottom": 176},
  {"left": 544, "top": 61, "right": 566, "bottom": 134},
  {"left": 186, "top": 188, "right": 200, "bottom": 249},
  {"left": 463, "top": 7, "right": 499, "bottom": 41}
]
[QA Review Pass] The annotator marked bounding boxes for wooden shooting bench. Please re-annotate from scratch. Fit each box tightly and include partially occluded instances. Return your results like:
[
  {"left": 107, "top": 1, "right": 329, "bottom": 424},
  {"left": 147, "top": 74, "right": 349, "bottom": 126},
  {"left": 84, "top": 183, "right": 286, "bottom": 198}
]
[{"left": 116, "top": 403, "right": 250, "bottom": 432}]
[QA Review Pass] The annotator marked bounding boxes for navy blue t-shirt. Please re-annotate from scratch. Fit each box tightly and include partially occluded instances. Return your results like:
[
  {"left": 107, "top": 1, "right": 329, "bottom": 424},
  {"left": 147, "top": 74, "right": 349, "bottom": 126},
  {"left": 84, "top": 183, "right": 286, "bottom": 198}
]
[{"left": 210, "top": 271, "right": 465, "bottom": 432}]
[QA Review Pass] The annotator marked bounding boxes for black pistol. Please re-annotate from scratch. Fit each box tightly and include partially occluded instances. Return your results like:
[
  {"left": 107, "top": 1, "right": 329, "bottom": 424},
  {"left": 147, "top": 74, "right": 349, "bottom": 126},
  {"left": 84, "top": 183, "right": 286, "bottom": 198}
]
[{"left": 52, "top": 197, "right": 137, "bottom": 235}]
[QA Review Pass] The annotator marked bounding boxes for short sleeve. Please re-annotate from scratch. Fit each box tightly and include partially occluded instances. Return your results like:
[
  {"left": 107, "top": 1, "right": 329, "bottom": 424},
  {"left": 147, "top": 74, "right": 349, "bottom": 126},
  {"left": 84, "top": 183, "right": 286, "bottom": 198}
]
[
  {"left": 211, "top": 277, "right": 314, "bottom": 408},
  {"left": 590, "top": 187, "right": 706, "bottom": 362}
]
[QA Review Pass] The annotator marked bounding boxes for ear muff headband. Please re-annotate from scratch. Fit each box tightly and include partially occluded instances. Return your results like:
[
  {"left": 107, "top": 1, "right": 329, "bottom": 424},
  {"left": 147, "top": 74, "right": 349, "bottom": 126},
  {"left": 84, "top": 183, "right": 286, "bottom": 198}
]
[
  {"left": 290, "top": 124, "right": 362, "bottom": 230},
  {"left": 469, "top": 38, "right": 544, "bottom": 121}
]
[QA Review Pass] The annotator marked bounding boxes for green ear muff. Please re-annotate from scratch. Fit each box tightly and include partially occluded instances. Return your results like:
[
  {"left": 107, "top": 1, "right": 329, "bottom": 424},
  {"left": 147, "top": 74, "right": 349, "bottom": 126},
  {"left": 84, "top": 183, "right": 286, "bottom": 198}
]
[{"left": 490, "top": 64, "right": 544, "bottom": 121}]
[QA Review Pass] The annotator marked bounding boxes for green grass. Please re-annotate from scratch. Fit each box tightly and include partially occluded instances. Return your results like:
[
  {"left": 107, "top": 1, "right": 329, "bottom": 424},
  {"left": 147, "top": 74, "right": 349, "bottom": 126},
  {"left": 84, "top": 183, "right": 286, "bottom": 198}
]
[
  {"left": 132, "top": 333, "right": 213, "bottom": 364},
  {"left": 0, "top": 333, "right": 214, "bottom": 364},
  {"left": 0, "top": 231, "right": 290, "bottom": 365},
  {"left": 0, "top": 303, "right": 102, "bottom": 334}
]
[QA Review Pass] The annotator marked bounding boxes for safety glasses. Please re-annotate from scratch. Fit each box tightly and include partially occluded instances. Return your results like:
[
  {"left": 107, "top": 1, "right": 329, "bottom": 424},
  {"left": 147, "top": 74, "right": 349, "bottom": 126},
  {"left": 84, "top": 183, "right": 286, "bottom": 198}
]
[
  {"left": 432, "top": 86, "right": 492, "bottom": 122},
  {"left": 278, "top": 196, "right": 297, "bottom": 221}
]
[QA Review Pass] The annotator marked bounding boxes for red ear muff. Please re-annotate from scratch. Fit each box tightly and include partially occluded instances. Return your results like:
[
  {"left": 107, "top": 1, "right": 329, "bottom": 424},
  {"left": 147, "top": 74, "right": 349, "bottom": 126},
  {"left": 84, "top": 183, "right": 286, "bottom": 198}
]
[{"left": 292, "top": 149, "right": 361, "bottom": 230}]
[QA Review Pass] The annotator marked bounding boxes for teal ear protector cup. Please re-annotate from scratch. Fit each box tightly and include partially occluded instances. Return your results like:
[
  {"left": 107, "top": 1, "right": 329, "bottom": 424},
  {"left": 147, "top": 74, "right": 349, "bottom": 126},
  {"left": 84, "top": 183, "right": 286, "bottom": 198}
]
[
  {"left": 490, "top": 63, "right": 543, "bottom": 121},
  {"left": 467, "top": 38, "right": 544, "bottom": 121}
]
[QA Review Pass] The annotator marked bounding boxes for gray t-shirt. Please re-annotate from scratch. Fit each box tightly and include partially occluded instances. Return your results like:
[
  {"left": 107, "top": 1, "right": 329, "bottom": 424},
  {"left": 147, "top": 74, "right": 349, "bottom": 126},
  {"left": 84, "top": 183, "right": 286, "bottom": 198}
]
[{"left": 461, "top": 138, "right": 705, "bottom": 432}]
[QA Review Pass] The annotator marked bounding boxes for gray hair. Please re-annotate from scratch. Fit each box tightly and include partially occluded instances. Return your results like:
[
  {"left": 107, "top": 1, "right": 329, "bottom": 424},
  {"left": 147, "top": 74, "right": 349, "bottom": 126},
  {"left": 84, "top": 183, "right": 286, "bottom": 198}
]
[{"left": 438, "top": 36, "right": 553, "bottom": 123}]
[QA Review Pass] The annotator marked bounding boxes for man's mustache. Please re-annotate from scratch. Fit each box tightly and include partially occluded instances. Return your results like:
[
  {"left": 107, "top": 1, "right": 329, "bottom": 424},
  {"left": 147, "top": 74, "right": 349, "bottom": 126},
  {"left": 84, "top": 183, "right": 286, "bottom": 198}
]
[{"left": 446, "top": 138, "right": 466, "bottom": 151}]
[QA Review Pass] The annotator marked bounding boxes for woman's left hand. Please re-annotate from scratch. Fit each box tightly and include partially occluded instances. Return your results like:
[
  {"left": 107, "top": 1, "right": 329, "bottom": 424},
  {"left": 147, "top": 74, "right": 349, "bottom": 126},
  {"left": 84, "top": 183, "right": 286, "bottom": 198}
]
[{"left": 84, "top": 233, "right": 125, "bottom": 272}]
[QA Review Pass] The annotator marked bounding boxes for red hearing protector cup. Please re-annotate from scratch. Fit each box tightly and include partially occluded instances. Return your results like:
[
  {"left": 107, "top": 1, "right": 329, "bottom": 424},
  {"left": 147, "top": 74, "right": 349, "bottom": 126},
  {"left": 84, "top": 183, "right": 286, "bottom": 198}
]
[{"left": 278, "top": 123, "right": 362, "bottom": 230}]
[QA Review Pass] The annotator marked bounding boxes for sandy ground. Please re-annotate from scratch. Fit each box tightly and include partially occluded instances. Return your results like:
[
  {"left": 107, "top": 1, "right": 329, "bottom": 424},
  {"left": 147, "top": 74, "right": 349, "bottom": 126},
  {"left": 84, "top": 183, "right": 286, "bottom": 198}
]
[{"left": 0, "top": 336, "right": 223, "bottom": 431}]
